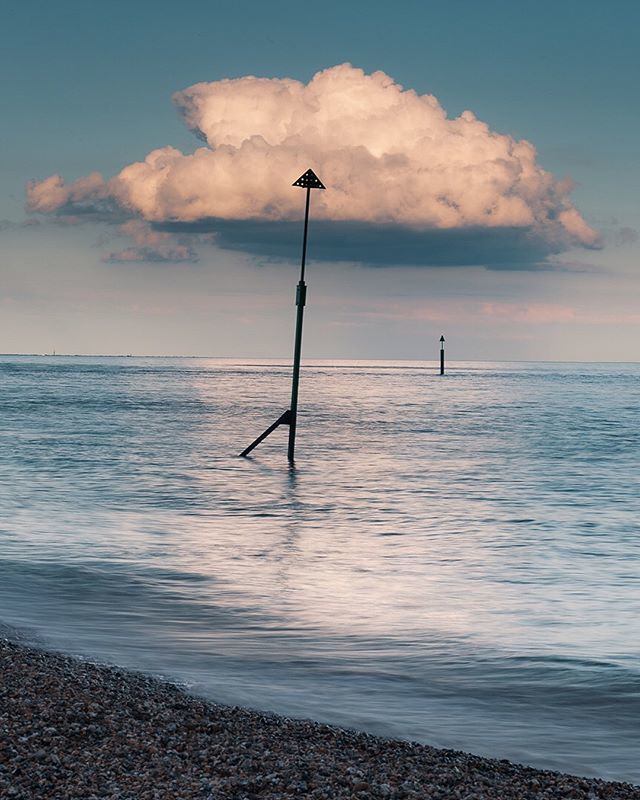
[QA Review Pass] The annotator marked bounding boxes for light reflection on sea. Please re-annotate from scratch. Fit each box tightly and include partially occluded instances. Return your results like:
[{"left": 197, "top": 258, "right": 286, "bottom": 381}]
[{"left": 0, "top": 356, "right": 639, "bottom": 782}]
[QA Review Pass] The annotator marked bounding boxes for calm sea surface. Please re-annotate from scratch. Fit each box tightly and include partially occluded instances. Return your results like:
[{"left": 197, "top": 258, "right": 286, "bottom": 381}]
[{"left": 0, "top": 356, "right": 638, "bottom": 782}]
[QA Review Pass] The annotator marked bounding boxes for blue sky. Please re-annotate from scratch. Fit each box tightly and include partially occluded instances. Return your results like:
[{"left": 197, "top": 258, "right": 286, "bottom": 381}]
[{"left": 1, "top": 0, "right": 638, "bottom": 359}]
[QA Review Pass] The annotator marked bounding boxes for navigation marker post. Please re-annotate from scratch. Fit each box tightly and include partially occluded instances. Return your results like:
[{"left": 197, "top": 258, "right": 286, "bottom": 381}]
[
  {"left": 440, "top": 335, "right": 445, "bottom": 375},
  {"left": 240, "top": 168, "right": 325, "bottom": 460}
]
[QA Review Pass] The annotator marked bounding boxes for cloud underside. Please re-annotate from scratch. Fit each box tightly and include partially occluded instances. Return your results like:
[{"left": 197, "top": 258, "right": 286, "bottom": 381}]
[
  {"left": 26, "top": 64, "right": 598, "bottom": 268},
  {"left": 159, "top": 219, "right": 558, "bottom": 269}
]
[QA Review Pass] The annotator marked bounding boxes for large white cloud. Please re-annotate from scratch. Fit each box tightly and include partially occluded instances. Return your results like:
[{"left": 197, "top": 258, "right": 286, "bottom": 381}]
[{"left": 27, "top": 64, "right": 598, "bottom": 262}]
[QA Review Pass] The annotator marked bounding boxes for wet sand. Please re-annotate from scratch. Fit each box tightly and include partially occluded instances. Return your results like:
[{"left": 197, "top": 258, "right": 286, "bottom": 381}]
[{"left": 1, "top": 638, "right": 638, "bottom": 799}]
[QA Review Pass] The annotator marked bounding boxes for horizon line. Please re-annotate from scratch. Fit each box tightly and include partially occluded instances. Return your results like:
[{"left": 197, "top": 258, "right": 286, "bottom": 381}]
[{"left": 0, "top": 353, "right": 638, "bottom": 366}]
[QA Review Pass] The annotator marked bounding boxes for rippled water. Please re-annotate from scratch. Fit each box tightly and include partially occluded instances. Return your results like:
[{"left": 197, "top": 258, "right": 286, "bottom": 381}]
[{"left": 1, "top": 356, "right": 639, "bottom": 782}]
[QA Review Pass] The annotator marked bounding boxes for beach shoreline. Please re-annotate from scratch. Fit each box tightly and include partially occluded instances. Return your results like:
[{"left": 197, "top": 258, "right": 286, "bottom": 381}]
[{"left": 1, "top": 638, "right": 638, "bottom": 799}]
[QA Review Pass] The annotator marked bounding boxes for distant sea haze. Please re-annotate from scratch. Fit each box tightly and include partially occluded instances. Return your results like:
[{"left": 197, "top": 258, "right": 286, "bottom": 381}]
[{"left": 1, "top": 356, "right": 639, "bottom": 783}]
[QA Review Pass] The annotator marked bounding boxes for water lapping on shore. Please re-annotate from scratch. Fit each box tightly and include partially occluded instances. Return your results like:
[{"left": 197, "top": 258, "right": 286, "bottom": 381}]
[{"left": 0, "top": 357, "right": 638, "bottom": 782}]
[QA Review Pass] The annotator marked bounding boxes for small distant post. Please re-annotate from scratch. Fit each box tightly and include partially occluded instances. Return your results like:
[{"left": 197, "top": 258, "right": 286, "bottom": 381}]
[
  {"left": 239, "top": 168, "right": 326, "bottom": 460},
  {"left": 440, "top": 335, "right": 445, "bottom": 375}
]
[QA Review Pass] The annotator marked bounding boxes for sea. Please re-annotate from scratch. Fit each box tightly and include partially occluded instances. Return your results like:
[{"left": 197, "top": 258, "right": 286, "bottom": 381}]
[{"left": 0, "top": 356, "right": 638, "bottom": 783}]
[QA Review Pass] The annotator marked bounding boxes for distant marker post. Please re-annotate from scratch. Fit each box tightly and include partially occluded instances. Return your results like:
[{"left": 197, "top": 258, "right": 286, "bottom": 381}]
[
  {"left": 440, "top": 335, "right": 445, "bottom": 375},
  {"left": 240, "top": 168, "right": 325, "bottom": 460}
]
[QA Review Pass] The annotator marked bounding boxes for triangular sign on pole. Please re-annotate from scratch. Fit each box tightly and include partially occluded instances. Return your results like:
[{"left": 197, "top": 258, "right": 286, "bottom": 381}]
[{"left": 292, "top": 169, "right": 326, "bottom": 190}]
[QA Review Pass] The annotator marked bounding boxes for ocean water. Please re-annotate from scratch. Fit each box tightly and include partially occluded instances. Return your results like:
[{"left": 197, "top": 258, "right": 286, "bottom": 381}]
[{"left": 0, "top": 355, "right": 639, "bottom": 783}]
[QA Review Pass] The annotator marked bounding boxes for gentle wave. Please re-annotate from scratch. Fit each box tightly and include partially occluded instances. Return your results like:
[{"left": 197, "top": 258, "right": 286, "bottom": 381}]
[{"left": 1, "top": 356, "right": 639, "bottom": 782}]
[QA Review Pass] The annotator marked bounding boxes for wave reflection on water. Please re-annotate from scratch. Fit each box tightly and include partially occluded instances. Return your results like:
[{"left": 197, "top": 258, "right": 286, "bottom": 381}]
[{"left": 0, "top": 356, "right": 639, "bottom": 782}]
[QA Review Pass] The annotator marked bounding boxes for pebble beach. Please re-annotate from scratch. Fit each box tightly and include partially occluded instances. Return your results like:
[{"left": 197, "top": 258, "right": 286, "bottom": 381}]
[{"left": 1, "top": 639, "right": 639, "bottom": 800}]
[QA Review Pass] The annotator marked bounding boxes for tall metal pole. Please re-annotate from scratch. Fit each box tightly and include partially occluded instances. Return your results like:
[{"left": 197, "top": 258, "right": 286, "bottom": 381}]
[
  {"left": 239, "top": 168, "right": 325, "bottom": 459},
  {"left": 288, "top": 186, "right": 311, "bottom": 461},
  {"left": 440, "top": 335, "right": 445, "bottom": 375}
]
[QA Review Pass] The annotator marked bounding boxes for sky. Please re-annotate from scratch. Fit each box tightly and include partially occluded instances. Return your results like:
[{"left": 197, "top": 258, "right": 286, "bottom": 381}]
[{"left": 1, "top": 0, "right": 638, "bottom": 360}]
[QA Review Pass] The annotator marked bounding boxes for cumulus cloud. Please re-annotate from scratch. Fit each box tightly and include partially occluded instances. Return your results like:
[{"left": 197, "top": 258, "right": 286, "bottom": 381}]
[
  {"left": 27, "top": 172, "right": 119, "bottom": 219},
  {"left": 26, "top": 64, "right": 599, "bottom": 267}
]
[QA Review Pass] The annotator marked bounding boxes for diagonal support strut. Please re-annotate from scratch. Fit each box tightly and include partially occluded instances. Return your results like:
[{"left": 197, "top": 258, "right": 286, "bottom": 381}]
[{"left": 239, "top": 409, "right": 292, "bottom": 457}]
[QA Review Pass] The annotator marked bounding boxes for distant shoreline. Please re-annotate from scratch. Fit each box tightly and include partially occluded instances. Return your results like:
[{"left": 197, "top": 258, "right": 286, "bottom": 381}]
[
  {"left": 1, "top": 638, "right": 638, "bottom": 799},
  {"left": 1, "top": 353, "right": 639, "bottom": 365}
]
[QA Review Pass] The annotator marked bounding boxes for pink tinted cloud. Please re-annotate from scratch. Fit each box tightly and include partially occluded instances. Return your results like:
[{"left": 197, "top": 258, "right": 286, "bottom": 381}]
[
  {"left": 352, "top": 299, "right": 580, "bottom": 325},
  {"left": 27, "top": 64, "right": 598, "bottom": 255},
  {"left": 481, "top": 302, "right": 577, "bottom": 323},
  {"left": 28, "top": 172, "right": 108, "bottom": 214},
  {"left": 104, "top": 221, "right": 198, "bottom": 263}
]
